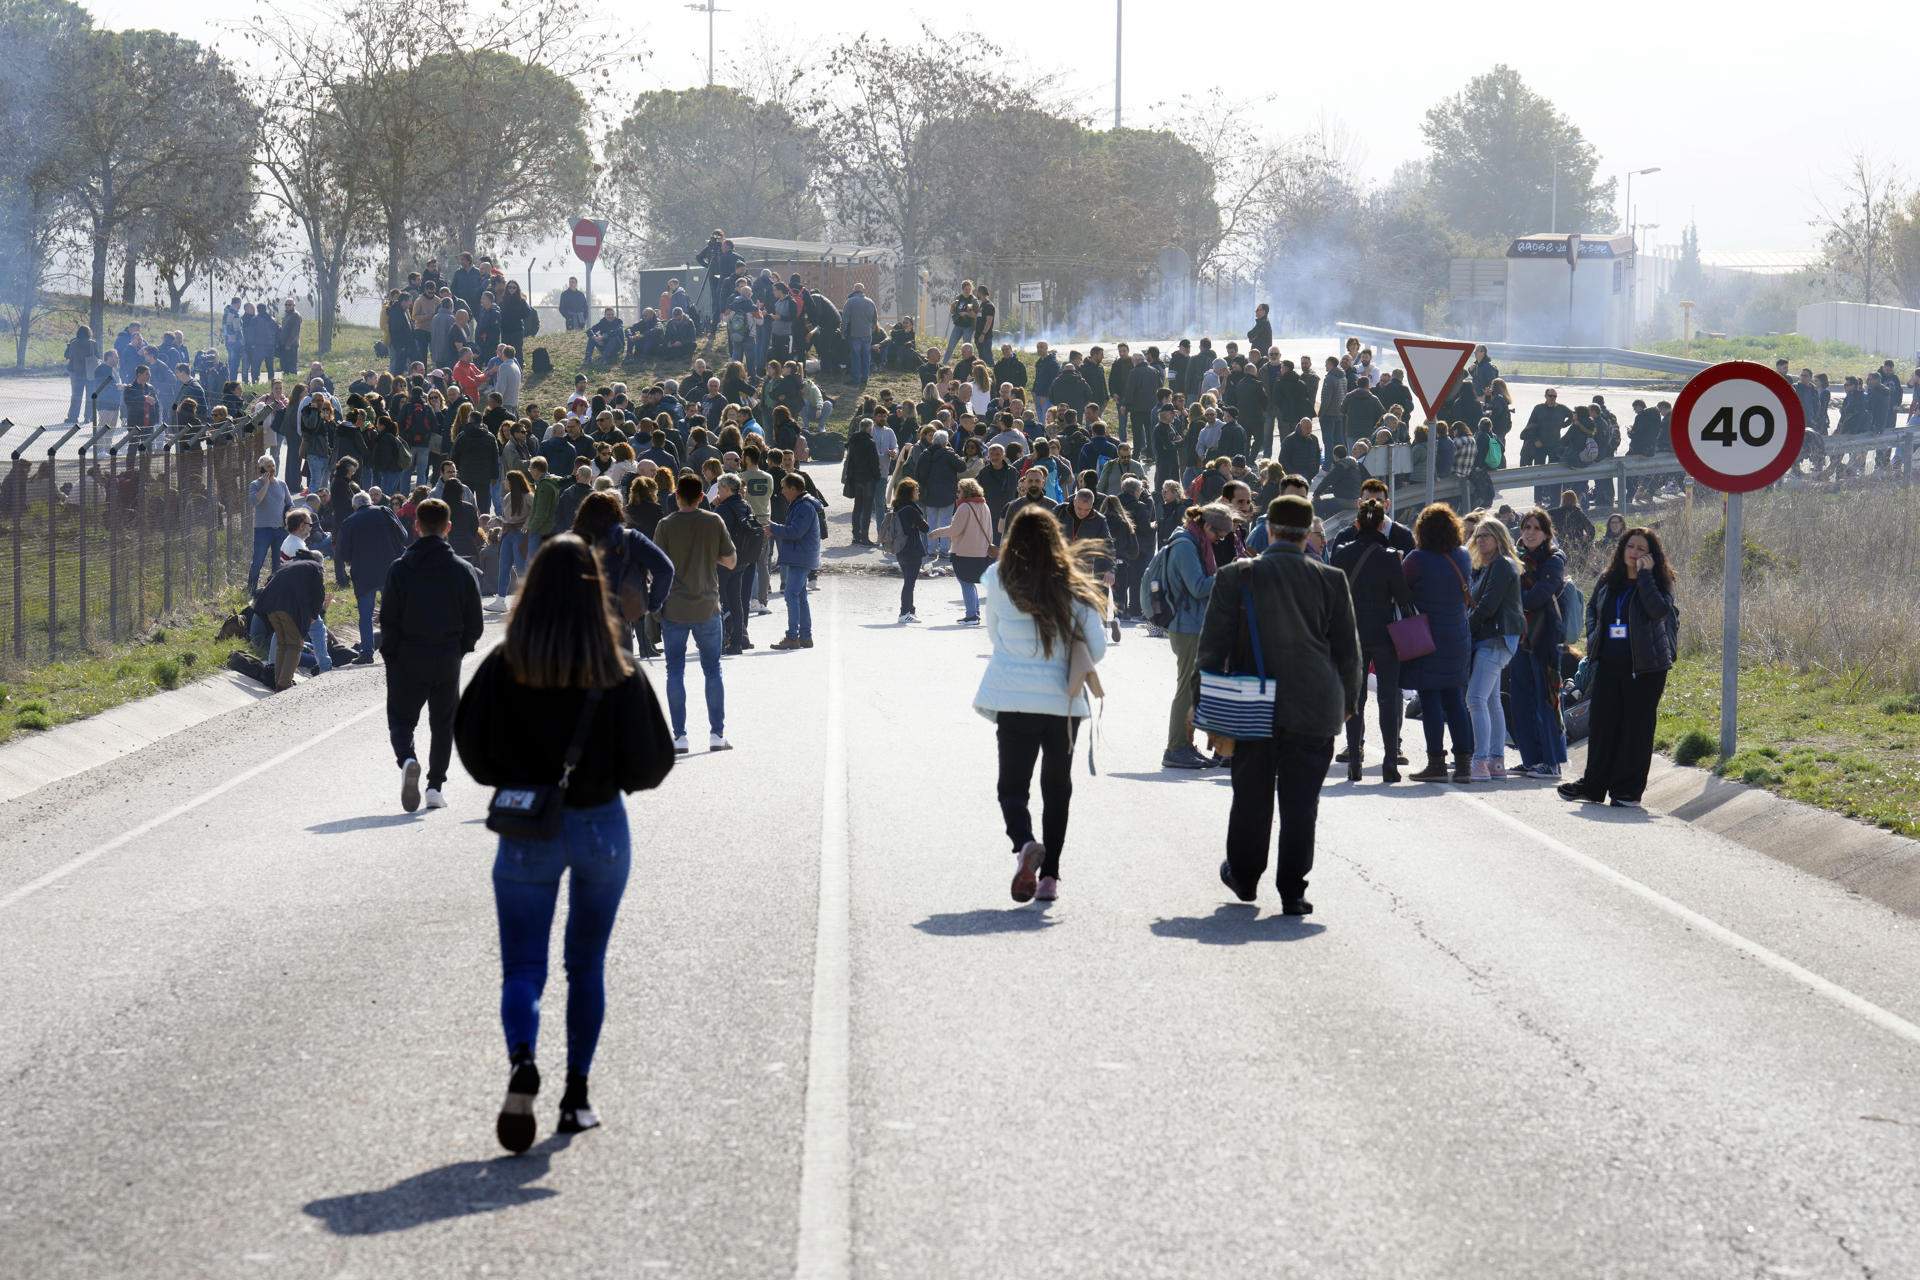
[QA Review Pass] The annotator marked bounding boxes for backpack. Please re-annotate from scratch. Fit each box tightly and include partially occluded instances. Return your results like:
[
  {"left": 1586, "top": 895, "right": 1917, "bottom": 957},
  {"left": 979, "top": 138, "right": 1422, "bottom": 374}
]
[
  {"left": 1483, "top": 433, "right": 1504, "bottom": 469},
  {"left": 878, "top": 508, "right": 900, "bottom": 556},
  {"left": 1140, "top": 535, "right": 1185, "bottom": 629},
  {"left": 1577, "top": 434, "right": 1600, "bottom": 465},
  {"left": 733, "top": 510, "right": 766, "bottom": 566}
]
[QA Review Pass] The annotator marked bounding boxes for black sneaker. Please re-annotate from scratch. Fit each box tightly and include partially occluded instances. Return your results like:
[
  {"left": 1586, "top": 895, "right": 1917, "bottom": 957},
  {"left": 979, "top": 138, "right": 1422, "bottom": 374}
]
[
  {"left": 496, "top": 1059, "right": 541, "bottom": 1154},
  {"left": 1219, "top": 860, "right": 1256, "bottom": 903},
  {"left": 1280, "top": 897, "right": 1314, "bottom": 917},
  {"left": 556, "top": 1071, "right": 600, "bottom": 1134}
]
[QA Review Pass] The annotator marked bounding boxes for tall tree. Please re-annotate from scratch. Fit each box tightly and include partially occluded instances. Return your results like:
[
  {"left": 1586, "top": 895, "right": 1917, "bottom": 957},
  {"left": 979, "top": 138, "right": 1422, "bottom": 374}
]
[
  {"left": 1813, "top": 152, "right": 1901, "bottom": 305},
  {"left": 0, "top": 0, "right": 89, "bottom": 369},
  {"left": 257, "top": 92, "right": 373, "bottom": 356},
  {"left": 1889, "top": 190, "right": 1920, "bottom": 309},
  {"left": 49, "top": 27, "right": 238, "bottom": 340},
  {"left": 802, "top": 30, "right": 1041, "bottom": 310},
  {"left": 604, "top": 84, "right": 822, "bottom": 263},
  {"left": 1421, "top": 65, "right": 1614, "bottom": 241}
]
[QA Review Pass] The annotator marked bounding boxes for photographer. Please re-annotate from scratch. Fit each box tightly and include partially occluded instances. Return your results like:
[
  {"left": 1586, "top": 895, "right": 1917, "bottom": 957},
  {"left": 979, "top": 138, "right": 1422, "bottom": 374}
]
[{"left": 695, "top": 231, "right": 745, "bottom": 336}]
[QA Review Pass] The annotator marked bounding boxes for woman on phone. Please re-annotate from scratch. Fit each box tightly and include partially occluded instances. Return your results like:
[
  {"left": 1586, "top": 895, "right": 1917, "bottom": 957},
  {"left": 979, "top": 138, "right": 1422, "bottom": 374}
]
[
  {"left": 974, "top": 507, "right": 1109, "bottom": 903},
  {"left": 1560, "top": 528, "right": 1677, "bottom": 808},
  {"left": 454, "top": 535, "right": 675, "bottom": 1153}
]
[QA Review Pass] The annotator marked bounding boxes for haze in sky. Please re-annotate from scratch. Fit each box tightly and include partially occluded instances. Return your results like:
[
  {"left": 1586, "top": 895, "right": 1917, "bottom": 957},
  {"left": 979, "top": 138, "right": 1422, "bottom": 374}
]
[{"left": 79, "top": 0, "right": 1909, "bottom": 255}]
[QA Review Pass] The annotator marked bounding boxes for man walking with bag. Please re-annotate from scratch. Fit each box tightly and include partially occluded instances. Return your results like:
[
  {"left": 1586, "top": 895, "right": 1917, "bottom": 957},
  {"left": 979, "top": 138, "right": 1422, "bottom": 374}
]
[
  {"left": 1196, "top": 495, "right": 1362, "bottom": 915},
  {"left": 381, "top": 498, "right": 485, "bottom": 812}
]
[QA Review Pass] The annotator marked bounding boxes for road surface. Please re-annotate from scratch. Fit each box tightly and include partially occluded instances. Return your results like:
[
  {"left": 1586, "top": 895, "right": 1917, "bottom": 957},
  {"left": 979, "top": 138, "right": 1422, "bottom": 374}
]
[{"left": 3, "top": 575, "right": 1918, "bottom": 1279}]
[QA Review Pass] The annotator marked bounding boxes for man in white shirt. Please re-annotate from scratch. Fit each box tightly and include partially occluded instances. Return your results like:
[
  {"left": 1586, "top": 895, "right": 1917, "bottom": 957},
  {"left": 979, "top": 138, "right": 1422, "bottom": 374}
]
[{"left": 867, "top": 418, "right": 898, "bottom": 535}]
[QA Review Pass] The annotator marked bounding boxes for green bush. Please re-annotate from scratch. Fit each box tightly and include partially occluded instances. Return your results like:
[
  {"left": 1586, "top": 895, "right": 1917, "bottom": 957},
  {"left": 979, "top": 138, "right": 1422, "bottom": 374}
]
[
  {"left": 150, "top": 659, "right": 181, "bottom": 690},
  {"left": 0, "top": 682, "right": 8, "bottom": 704},
  {"left": 17, "top": 699, "right": 48, "bottom": 715},
  {"left": 14, "top": 709, "right": 50, "bottom": 731},
  {"left": 1881, "top": 695, "right": 1920, "bottom": 717},
  {"left": 1672, "top": 729, "right": 1717, "bottom": 767},
  {"left": 148, "top": 628, "right": 167, "bottom": 645},
  {"left": 1692, "top": 525, "right": 1791, "bottom": 585},
  {"left": 179, "top": 651, "right": 198, "bottom": 668}
]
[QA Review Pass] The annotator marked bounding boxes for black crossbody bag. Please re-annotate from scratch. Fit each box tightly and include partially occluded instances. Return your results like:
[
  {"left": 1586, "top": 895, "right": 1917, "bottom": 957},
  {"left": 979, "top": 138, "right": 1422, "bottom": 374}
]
[{"left": 485, "top": 689, "right": 604, "bottom": 839}]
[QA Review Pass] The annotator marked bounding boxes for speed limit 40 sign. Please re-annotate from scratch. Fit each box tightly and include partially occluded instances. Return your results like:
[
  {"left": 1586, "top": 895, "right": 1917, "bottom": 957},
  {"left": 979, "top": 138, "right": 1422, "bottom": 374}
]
[{"left": 1669, "top": 361, "right": 1806, "bottom": 493}]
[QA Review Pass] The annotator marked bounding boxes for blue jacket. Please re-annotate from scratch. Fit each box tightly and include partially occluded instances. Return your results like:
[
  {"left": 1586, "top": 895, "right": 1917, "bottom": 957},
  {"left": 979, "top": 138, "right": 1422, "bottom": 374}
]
[
  {"left": 1033, "top": 351, "right": 1060, "bottom": 397},
  {"left": 1399, "top": 547, "right": 1474, "bottom": 688},
  {"left": 771, "top": 494, "right": 823, "bottom": 569},
  {"left": 1077, "top": 434, "right": 1119, "bottom": 473},
  {"left": 601, "top": 526, "right": 675, "bottom": 615},
  {"left": 1164, "top": 529, "right": 1216, "bottom": 635},
  {"left": 334, "top": 504, "right": 409, "bottom": 592}
]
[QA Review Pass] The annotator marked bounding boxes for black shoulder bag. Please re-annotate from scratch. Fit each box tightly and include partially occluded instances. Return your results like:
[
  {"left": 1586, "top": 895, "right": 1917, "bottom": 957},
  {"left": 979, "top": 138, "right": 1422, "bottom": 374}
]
[{"left": 485, "top": 688, "right": 604, "bottom": 838}]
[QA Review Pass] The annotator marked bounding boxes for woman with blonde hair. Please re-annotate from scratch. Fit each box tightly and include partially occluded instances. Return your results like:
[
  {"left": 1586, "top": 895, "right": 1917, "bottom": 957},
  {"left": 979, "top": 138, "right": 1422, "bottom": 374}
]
[
  {"left": 1466, "top": 517, "right": 1525, "bottom": 780},
  {"left": 455, "top": 533, "right": 674, "bottom": 1152},
  {"left": 973, "top": 506, "right": 1109, "bottom": 903},
  {"left": 931, "top": 475, "right": 994, "bottom": 623}
]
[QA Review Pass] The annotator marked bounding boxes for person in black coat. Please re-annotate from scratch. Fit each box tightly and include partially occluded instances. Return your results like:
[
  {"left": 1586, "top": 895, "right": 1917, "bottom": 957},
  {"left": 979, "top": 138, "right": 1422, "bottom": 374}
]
[
  {"left": 380, "top": 498, "right": 485, "bottom": 811},
  {"left": 1279, "top": 418, "right": 1323, "bottom": 481},
  {"left": 1247, "top": 304, "right": 1272, "bottom": 356},
  {"left": 256, "top": 552, "right": 327, "bottom": 691},
  {"left": 1561, "top": 528, "right": 1678, "bottom": 808},
  {"left": 1330, "top": 500, "right": 1414, "bottom": 781},
  {"left": 841, "top": 419, "right": 883, "bottom": 545},
  {"left": 333, "top": 492, "right": 409, "bottom": 663},
  {"left": 1048, "top": 359, "right": 1091, "bottom": 421}
]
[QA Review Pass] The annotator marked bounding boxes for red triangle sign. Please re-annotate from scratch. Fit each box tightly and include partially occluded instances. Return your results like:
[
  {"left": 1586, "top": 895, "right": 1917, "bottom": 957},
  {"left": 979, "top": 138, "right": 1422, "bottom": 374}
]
[{"left": 1393, "top": 338, "right": 1476, "bottom": 422}]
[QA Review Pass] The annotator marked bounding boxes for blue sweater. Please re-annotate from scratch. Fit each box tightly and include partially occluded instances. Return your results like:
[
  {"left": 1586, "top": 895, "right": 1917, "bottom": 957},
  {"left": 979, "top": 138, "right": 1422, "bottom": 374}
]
[{"left": 771, "top": 494, "right": 823, "bottom": 570}]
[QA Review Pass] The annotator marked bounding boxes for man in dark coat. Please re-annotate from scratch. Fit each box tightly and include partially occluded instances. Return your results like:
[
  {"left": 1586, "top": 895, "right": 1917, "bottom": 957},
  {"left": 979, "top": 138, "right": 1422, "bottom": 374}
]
[
  {"left": 333, "top": 491, "right": 409, "bottom": 663},
  {"left": 1280, "top": 416, "right": 1323, "bottom": 481},
  {"left": 1047, "top": 355, "right": 1091, "bottom": 423},
  {"left": 1199, "top": 495, "right": 1361, "bottom": 914},
  {"left": 1081, "top": 349, "right": 1110, "bottom": 414},
  {"left": 1126, "top": 347, "right": 1165, "bottom": 446},
  {"left": 380, "top": 498, "right": 484, "bottom": 812},
  {"left": 1247, "top": 303, "right": 1273, "bottom": 356},
  {"left": 255, "top": 550, "right": 327, "bottom": 691},
  {"left": 841, "top": 419, "right": 882, "bottom": 545}
]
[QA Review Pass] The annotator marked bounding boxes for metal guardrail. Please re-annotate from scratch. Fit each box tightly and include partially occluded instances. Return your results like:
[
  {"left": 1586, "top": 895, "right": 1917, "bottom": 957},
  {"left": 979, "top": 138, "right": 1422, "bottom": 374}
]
[{"left": 1334, "top": 321, "right": 1711, "bottom": 378}]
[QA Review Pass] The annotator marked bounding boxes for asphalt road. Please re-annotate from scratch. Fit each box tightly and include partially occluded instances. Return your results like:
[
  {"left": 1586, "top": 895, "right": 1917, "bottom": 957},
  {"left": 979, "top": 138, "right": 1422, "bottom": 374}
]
[{"left": 4, "top": 575, "right": 1920, "bottom": 1279}]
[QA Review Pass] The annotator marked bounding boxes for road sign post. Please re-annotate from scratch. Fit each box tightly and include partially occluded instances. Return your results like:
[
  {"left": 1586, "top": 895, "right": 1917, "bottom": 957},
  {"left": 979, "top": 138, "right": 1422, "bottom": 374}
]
[
  {"left": 572, "top": 216, "right": 607, "bottom": 321},
  {"left": 1018, "top": 281, "right": 1042, "bottom": 344},
  {"left": 1393, "top": 338, "right": 1476, "bottom": 505},
  {"left": 1667, "top": 361, "right": 1806, "bottom": 762}
]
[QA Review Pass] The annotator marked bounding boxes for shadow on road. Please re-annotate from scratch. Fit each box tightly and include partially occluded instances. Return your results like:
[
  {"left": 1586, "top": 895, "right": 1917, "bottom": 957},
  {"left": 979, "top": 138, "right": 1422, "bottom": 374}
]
[
  {"left": 1104, "top": 771, "right": 1231, "bottom": 785},
  {"left": 914, "top": 906, "right": 1057, "bottom": 936},
  {"left": 307, "top": 813, "right": 424, "bottom": 834},
  {"left": 1150, "top": 905, "right": 1327, "bottom": 945},
  {"left": 302, "top": 1134, "right": 573, "bottom": 1235}
]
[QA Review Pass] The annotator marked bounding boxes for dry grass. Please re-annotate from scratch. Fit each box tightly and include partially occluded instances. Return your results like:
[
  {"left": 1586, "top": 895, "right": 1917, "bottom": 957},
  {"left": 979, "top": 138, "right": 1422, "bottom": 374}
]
[{"left": 1642, "top": 478, "right": 1920, "bottom": 696}]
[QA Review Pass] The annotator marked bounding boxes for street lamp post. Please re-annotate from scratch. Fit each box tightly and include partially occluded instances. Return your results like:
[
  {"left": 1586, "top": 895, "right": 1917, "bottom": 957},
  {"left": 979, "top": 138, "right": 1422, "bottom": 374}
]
[{"left": 1623, "top": 167, "right": 1661, "bottom": 341}]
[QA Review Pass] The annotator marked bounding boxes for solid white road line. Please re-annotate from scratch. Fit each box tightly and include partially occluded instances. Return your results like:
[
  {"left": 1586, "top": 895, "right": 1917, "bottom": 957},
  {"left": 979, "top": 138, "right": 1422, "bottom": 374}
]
[
  {"left": 795, "top": 580, "right": 852, "bottom": 1280},
  {"left": 1454, "top": 793, "right": 1920, "bottom": 1050},
  {"left": 0, "top": 701, "right": 385, "bottom": 912}
]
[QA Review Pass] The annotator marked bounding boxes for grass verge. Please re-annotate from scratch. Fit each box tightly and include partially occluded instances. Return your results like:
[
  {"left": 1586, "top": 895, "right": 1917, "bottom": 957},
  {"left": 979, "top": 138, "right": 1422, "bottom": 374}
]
[
  {"left": 1655, "top": 654, "right": 1920, "bottom": 839},
  {"left": 0, "top": 588, "right": 361, "bottom": 746}
]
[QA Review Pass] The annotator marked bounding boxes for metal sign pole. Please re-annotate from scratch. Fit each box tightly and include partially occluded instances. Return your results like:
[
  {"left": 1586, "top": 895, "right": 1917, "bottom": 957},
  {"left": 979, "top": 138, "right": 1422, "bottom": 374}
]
[{"left": 1720, "top": 491, "right": 1743, "bottom": 759}]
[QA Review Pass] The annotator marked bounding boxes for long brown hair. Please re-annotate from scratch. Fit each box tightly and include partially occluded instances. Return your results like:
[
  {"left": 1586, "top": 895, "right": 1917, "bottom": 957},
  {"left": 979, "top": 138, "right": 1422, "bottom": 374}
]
[
  {"left": 501, "top": 535, "right": 631, "bottom": 689},
  {"left": 996, "top": 507, "right": 1106, "bottom": 657}
]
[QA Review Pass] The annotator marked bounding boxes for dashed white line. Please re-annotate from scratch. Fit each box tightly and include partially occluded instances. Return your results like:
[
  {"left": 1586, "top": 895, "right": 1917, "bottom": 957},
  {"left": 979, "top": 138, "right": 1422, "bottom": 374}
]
[{"left": 795, "top": 580, "right": 852, "bottom": 1280}]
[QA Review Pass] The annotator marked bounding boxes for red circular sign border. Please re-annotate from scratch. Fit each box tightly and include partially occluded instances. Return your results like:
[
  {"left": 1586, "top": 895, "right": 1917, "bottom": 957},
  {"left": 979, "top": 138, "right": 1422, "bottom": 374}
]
[{"left": 1667, "top": 361, "right": 1806, "bottom": 494}]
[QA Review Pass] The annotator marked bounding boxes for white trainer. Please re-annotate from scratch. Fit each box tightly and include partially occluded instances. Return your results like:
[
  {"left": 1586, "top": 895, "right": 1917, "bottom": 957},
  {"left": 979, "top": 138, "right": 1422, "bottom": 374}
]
[
  {"left": 423, "top": 788, "right": 447, "bottom": 809},
  {"left": 710, "top": 733, "right": 732, "bottom": 752}
]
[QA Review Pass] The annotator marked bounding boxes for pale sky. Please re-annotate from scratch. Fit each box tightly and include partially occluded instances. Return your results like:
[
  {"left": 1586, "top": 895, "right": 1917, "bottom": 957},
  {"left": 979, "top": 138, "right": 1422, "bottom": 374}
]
[{"left": 82, "top": 0, "right": 1911, "bottom": 255}]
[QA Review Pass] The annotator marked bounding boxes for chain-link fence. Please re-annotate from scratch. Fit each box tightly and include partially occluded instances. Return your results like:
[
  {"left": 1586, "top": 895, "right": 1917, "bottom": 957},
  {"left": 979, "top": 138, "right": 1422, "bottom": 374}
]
[{"left": 1, "top": 407, "right": 270, "bottom": 670}]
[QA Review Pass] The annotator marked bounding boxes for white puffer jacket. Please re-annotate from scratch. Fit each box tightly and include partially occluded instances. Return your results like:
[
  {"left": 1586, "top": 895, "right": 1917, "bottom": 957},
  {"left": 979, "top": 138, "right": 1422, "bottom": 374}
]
[{"left": 972, "top": 563, "right": 1108, "bottom": 720}]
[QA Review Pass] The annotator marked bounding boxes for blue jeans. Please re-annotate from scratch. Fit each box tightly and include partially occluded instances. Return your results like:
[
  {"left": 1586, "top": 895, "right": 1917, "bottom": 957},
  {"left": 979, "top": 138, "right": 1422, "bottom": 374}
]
[
  {"left": 848, "top": 337, "right": 872, "bottom": 384},
  {"left": 411, "top": 445, "right": 433, "bottom": 485},
  {"left": 355, "top": 587, "right": 379, "bottom": 659},
  {"left": 379, "top": 469, "right": 408, "bottom": 497},
  {"left": 1416, "top": 685, "right": 1472, "bottom": 760},
  {"left": 492, "top": 798, "right": 631, "bottom": 1073},
  {"left": 663, "top": 615, "right": 725, "bottom": 737},
  {"left": 782, "top": 566, "right": 812, "bottom": 638},
  {"left": 923, "top": 504, "right": 954, "bottom": 558},
  {"left": 1467, "top": 636, "right": 1518, "bottom": 763},
  {"left": 248, "top": 526, "right": 278, "bottom": 593},
  {"left": 1507, "top": 645, "right": 1569, "bottom": 769},
  {"left": 942, "top": 324, "right": 969, "bottom": 364},
  {"left": 959, "top": 576, "right": 980, "bottom": 618},
  {"left": 496, "top": 529, "right": 528, "bottom": 596}
]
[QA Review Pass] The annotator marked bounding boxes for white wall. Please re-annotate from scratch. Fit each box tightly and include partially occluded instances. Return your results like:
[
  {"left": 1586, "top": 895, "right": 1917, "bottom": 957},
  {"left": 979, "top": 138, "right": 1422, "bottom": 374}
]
[
  {"left": 1797, "top": 302, "right": 1920, "bottom": 362},
  {"left": 1506, "top": 256, "right": 1633, "bottom": 346}
]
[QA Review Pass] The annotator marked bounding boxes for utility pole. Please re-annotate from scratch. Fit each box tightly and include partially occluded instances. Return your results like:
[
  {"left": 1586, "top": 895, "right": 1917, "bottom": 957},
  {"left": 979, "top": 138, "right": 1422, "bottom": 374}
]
[
  {"left": 685, "top": 0, "right": 729, "bottom": 87},
  {"left": 1114, "top": 0, "right": 1122, "bottom": 128}
]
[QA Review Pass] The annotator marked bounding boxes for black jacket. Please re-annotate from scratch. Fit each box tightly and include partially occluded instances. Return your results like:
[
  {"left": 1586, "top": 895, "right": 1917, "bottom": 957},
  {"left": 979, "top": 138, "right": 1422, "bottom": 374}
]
[
  {"left": 993, "top": 354, "right": 1027, "bottom": 389},
  {"left": 977, "top": 461, "right": 1019, "bottom": 525},
  {"left": 1081, "top": 361, "right": 1109, "bottom": 408},
  {"left": 1196, "top": 543, "right": 1364, "bottom": 737},
  {"left": 1247, "top": 315, "right": 1273, "bottom": 353},
  {"left": 454, "top": 650, "right": 673, "bottom": 808},
  {"left": 1585, "top": 573, "right": 1677, "bottom": 675},
  {"left": 334, "top": 504, "right": 408, "bottom": 593},
  {"left": 1280, "top": 431, "right": 1322, "bottom": 478},
  {"left": 842, "top": 431, "right": 882, "bottom": 488},
  {"left": 1330, "top": 531, "right": 1414, "bottom": 650},
  {"left": 256, "top": 557, "right": 325, "bottom": 630},
  {"left": 378, "top": 535, "right": 483, "bottom": 662},
  {"left": 912, "top": 444, "right": 966, "bottom": 507},
  {"left": 1049, "top": 366, "right": 1091, "bottom": 415}
]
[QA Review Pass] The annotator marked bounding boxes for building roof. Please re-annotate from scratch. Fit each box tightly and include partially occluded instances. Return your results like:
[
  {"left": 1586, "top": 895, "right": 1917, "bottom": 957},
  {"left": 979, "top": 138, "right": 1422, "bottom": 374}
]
[{"left": 727, "top": 236, "right": 889, "bottom": 262}]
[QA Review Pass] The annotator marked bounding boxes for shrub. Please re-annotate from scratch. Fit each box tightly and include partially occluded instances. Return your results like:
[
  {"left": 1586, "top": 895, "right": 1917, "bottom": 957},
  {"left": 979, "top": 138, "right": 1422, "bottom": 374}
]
[
  {"left": 17, "top": 699, "right": 48, "bottom": 714},
  {"left": 148, "top": 628, "right": 166, "bottom": 644},
  {"left": 150, "top": 659, "right": 181, "bottom": 690},
  {"left": 1882, "top": 695, "right": 1920, "bottom": 717},
  {"left": 179, "top": 651, "right": 198, "bottom": 668},
  {"left": 1672, "top": 729, "right": 1717, "bottom": 767},
  {"left": 14, "top": 709, "right": 50, "bottom": 731},
  {"left": 0, "top": 683, "right": 9, "bottom": 704}
]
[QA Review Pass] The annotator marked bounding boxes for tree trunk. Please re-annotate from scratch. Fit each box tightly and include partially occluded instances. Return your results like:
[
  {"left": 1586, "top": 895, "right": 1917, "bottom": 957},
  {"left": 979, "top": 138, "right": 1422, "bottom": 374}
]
[
  {"left": 120, "top": 244, "right": 138, "bottom": 306},
  {"left": 89, "top": 228, "right": 110, "bottom": 348},
  {"left": 385, "top": 209, "right": 405, "bottom": 293}
]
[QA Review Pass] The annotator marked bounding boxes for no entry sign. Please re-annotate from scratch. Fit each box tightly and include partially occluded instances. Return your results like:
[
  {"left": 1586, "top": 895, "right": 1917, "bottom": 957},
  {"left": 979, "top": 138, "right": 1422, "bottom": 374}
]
[
  {"left": 572, "top": 217, "right": 606, "bottom": 266},
  {"left": 1669, "top": 361, "right": 1806, "bottom": 494}
]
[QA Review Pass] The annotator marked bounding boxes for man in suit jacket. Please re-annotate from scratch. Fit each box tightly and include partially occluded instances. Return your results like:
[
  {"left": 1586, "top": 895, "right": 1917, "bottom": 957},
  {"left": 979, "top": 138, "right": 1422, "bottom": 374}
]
[{"left": 1195, "top": 495, "right": 1361, "bottom": 915}]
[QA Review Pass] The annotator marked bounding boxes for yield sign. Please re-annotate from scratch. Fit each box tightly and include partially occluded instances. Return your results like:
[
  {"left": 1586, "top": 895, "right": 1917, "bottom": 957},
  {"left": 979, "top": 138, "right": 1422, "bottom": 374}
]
[
  {"left": 1393, "top": 338, "right": 1476, "bottom": 422},
  {"left": 571, "top": 216, "right": 606, "bottom": 265}
]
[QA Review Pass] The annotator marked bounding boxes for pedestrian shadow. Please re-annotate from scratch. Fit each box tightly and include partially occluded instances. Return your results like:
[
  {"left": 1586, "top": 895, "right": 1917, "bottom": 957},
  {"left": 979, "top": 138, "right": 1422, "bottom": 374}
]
[
  {"left": 301, "top": 1134, "right": 572, "bottom": 1235},
  {"left": 1105, "top": 771, "right": 1232, "bottom": 785},
  {"left": 1574, "top": 805, "right": 1656, "bottom": 825},
  {"left": 1150, "top": 905, "right": 1327, "bottom": 945},
  {"left": 914, "top": 906, "right": 1057, "bottom": 936},
  {"left": 307, "top": 813, "right": 422, "bottom": 834}
]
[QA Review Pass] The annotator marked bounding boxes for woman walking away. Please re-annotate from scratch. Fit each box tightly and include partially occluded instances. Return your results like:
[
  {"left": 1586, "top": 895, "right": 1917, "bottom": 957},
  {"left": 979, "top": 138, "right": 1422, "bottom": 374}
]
[
  {"left": 454, "top": 535, "right": 675, "bottom": 1153},
  {"left": 1330, "top": 499, "right": 1413, "bottom": 782},
  {"left": 1509, "top": 507, "right": 1570, "bottom": 779},
  {"left": 491, "top": 470, "right": 532, "bottom": 608},
  {"left": 1466, "top": 518, "right": 1525, "bottom": 781},
  {"left": 974, "top": 507, "right": 1109, "bottom": 903},
  {"left": 1401, "top": 503, "right": 1476, "bottom": 783},
  {"left": 931, "top": 477, "right": 994, "bottom": 623},
  {"left": 1560, "top": 528, "right": 1677, "bottom": 808},
  {"left": 892, "top": 477, "right": 930, "bottom": 623}
]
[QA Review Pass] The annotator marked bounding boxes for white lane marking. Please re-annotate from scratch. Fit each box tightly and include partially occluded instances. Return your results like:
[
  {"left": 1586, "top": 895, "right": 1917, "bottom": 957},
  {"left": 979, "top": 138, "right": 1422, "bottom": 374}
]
[
  {"left": 795, "top": 580, "right": 851, "bottom": 1280},
  {"left": 0, "top": 701, "right": 384, "bottom": 912},
  {"left": 1453, "top": 793, "right": 1920, "bottom": 1050}
]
